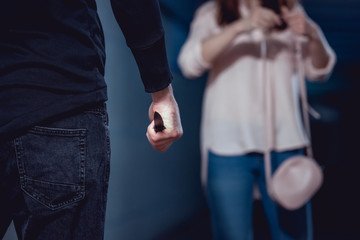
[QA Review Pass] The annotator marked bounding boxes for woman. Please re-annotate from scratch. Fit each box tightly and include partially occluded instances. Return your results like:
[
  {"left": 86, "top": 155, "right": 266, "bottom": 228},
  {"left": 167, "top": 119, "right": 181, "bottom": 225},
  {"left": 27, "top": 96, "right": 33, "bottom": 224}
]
[{"left": 178, "top": 0, "right": 336, "bottom": 239}]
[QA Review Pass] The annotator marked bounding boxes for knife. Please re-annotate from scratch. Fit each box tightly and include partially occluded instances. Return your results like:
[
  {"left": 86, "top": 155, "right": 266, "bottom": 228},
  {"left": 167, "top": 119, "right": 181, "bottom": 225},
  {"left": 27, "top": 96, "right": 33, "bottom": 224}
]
[{"left": 153, "top": 111, "right": 166, "bottom": 133}]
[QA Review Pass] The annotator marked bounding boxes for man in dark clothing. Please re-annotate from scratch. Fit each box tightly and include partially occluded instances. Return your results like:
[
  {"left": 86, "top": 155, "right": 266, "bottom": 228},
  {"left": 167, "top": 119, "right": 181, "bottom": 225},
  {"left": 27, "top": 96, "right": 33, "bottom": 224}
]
[{"left": 0, "top": 0, "right": 183, "bottom": 239}]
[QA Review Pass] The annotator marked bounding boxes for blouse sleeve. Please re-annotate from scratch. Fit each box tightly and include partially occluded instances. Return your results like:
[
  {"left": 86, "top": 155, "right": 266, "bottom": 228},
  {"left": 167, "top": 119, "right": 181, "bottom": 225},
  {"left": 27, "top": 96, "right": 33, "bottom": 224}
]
[
  {"left": 177, "top": 2, "right": 218, "bottom": 79},
  {"left": 296, "top": 5, "right": 337, "bottom": 82},
  {"left": 304, "top": 24, "right": 337, "bottom": 82}
]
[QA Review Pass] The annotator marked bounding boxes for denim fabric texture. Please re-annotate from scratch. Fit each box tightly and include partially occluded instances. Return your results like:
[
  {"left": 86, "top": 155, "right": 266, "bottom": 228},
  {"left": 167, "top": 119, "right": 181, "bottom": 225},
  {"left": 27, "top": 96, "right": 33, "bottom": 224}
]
[
  {"left": 0, "top": 103, "right": 110, "bottom": 240},
  {"left": 206, "top": 149, "right": 313, "bottom": 240}
]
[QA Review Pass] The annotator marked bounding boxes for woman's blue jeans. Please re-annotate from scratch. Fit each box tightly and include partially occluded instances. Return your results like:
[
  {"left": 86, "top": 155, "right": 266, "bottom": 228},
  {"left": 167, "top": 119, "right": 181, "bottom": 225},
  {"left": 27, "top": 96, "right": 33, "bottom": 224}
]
[
  {"left": 206, "top": 149, "right": 313, "bottom": 240},
  {"left": 0, "top": 103, "right": 110, "bottom": 239}
]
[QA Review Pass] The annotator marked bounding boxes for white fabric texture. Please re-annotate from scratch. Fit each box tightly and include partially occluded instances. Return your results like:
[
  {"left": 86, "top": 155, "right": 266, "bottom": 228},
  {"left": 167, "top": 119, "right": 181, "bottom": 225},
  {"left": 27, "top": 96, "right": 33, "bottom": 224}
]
[{"left": 177, "top": 1, "right": 336, "bottom": 184}]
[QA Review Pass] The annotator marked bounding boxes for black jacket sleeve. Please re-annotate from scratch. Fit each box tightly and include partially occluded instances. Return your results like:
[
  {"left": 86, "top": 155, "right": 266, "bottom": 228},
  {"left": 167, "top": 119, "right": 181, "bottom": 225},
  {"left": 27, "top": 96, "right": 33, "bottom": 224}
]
[{"left": 110, "top": 0, "right": 172, "bottom": 92}]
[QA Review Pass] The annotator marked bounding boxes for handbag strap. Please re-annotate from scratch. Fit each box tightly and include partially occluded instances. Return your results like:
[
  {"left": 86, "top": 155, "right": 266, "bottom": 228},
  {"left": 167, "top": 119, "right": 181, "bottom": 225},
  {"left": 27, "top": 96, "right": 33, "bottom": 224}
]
[
  {"left": 295, "top": 39, "right": 314, "bottom": 158},
  {"left": 263, "top": 37, "right": 314, "bottom": 196}
]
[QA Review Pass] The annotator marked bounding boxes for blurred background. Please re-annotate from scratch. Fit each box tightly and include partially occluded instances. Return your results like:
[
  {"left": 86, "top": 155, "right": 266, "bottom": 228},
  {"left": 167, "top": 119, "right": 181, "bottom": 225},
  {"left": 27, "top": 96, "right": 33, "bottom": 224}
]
[{"left": 4, "top": 0, "right": 360, "bottom": 239}]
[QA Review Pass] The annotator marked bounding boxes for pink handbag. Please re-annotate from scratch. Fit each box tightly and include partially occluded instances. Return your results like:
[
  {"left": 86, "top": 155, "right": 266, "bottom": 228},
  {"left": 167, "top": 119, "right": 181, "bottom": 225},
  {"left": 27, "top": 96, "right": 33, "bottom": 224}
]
[{"left": 262, "top": 39, "right": 323, "bottom": 210}]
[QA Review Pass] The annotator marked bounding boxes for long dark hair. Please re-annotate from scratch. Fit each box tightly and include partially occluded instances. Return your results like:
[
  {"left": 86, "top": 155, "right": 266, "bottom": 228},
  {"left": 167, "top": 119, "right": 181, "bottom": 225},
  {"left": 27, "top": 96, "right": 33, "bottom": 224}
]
[
  {"left": 217, "top": 0, "right": 240, "bottom": 26},
  {"left": 217, "top": 0, "right": 297, "bottom": 26}
]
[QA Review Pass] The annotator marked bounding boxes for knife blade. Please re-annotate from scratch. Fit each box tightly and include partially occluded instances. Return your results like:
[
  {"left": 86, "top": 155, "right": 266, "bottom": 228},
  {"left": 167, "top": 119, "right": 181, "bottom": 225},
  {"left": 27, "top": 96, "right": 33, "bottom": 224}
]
[{"left": 153, "top": 111, "right": 166, "bottom": 133}]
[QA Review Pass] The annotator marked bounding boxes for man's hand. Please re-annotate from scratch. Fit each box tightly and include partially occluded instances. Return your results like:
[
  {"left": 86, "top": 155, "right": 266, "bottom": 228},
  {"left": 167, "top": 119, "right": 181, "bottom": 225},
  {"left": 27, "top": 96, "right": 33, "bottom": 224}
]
[{"left": 146, "top": 84, "right": 183, "bottom": 152}]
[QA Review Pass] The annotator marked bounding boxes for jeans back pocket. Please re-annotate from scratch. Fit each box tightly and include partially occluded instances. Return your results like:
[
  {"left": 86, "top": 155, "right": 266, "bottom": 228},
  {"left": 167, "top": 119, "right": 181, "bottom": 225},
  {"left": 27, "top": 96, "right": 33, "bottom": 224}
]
[{"left": 15, "top": 126, "right": 86, "bottom": 210}]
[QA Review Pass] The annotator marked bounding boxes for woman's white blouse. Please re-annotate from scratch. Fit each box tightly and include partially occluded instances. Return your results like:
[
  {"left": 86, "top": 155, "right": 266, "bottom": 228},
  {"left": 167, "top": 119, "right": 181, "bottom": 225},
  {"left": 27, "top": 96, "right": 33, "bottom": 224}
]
[{"left": 177, "top": 1, "right": 336, "bottom": 183}]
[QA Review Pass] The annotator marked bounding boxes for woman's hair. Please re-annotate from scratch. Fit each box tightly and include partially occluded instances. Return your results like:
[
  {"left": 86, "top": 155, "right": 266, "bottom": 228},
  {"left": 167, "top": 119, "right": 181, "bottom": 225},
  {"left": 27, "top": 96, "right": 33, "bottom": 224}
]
[{"left": 217, "top": 0, "right": 297, "bottom": 25}]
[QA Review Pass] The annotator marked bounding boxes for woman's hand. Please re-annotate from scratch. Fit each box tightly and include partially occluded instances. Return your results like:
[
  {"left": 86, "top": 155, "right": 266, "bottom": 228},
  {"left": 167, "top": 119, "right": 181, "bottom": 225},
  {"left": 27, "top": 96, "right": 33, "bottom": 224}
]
[
  {"left": 281, "top": 6, "right": 331, "bottom": 69},
  {"left": 242, "top": 7, "right": 282, "bottom": 32},
  {"left": 281, "top": 6, "right": 319, "bottom": 40},
  {"left": 201, "top": 4, "right": 281, "bottom": 65}
]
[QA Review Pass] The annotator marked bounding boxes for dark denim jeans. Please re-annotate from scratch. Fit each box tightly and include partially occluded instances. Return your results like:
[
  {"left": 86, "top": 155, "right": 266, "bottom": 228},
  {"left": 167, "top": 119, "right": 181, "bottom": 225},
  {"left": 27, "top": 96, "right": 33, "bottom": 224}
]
[{"left": 0, "top": 103, "right": 110, "bottom": 239}]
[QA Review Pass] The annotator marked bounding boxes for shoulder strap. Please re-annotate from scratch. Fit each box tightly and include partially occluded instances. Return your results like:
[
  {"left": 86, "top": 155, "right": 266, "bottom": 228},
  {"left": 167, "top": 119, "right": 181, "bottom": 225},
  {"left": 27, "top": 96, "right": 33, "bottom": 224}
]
[
  {"left": 263, "top": 37, "right": 314, "bottom": 196},
  {"left": 262, "top": 38, "right": 274, "bottom": 195},
  {"left": 295, "top": 40, "right": 313, "bottom": 158}
]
